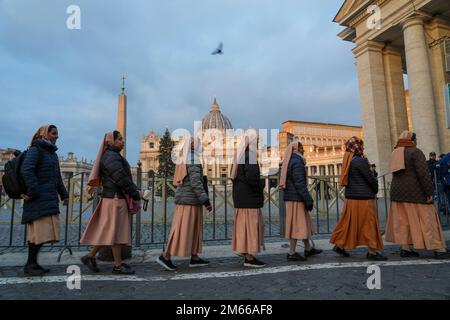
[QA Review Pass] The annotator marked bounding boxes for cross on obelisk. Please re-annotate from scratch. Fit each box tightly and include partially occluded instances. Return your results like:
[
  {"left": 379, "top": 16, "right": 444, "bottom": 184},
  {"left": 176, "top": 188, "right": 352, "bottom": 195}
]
[{"left": 121, "top": 76, "right": 126, "bottom": 93}]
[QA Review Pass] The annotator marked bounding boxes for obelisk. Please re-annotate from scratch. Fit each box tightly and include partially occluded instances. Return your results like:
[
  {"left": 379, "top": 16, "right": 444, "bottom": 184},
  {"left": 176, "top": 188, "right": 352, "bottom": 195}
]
[
  {"left": 117, "top": 76, "right": 127, "bottom": 157},
  {"left": 98, "top": 77, "right": 131, "bottom": 262}
]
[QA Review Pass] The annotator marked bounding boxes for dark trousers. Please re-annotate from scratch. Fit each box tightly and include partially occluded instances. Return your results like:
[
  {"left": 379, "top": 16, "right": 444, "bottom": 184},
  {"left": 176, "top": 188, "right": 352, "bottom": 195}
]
[{"left": 436, "top": 183, "right": 450, "bottom": 213}]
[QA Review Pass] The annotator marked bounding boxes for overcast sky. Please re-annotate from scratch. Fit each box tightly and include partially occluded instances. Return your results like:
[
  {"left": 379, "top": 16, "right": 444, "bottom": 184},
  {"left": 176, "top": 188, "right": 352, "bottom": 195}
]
[{"left": 0, "top": 0, "right": 359, "bottom": 164}]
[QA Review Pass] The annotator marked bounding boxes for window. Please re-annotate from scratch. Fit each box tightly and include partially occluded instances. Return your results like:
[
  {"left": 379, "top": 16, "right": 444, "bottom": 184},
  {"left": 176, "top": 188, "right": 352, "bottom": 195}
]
[{"left": 149, "top": 142, "right": 154, "bottom": 149}]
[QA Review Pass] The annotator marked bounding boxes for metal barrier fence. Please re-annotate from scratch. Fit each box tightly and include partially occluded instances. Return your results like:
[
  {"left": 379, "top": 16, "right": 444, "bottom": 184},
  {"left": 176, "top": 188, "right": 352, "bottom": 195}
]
[{"left": 1, "top": 170, "right": 449, "bottom": 251}]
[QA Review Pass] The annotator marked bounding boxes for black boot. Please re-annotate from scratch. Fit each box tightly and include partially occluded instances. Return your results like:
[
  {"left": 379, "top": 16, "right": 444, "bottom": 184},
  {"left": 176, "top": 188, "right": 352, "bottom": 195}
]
[
  {"left": 33, "top": 243, "right": 49, "bottom": 273},
  {"left": 24, "top": 243, "right": 46, "bottom": 276}
]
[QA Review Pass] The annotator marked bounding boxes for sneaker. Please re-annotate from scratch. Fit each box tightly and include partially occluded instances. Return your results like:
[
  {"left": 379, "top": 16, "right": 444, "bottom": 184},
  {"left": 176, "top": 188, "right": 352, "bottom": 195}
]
[
  {"left": 23, "top": 264, "right": 46, "bottom": 277},
  {"left": 287, "top": 252, "right": 307, "bottom": 262},
  {"left": 434, "top": 250, "right": 450, "bottom": 260},
  {"left": 400, "top": 250, "right": 420, "bottom": 258},
  {"left": 333, "top": 245, "right": 350, "bottom": 257},
  {"left": 189, "top": 257, "right": 210, "bottom": 268},
  {"left": 112, "top": 265, "right": 135, "bottom": 275},
  {"left": 81, "top": 255, "right": 100, "bottom": 273},
  {"left": 244, "top": 258, "right": 266, "bottom": 268},
  {"left": 156, "top": 255, "right": 177, "bottom": 271},
  {"left": 304, "top": 248, "right": 323, "bottom": 257},
  {"left": 366, "top": 252, "right": 388, "bottom": 261}
]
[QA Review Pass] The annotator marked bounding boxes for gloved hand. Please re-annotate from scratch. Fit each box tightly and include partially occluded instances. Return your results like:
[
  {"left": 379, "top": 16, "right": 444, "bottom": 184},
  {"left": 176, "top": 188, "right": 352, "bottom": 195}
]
[{"left": 305, "top": 199, "right": 314, "bottom": 212}]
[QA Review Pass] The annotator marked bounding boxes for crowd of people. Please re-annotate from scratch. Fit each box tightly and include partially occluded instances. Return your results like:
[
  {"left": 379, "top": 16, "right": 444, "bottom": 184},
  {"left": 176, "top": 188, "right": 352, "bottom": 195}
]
[
  {"left": 427, "top": 151, "right": 450, "bottom": 214},
  {"left": 10, "top": 125, "right": 449, "bottom": 276}
]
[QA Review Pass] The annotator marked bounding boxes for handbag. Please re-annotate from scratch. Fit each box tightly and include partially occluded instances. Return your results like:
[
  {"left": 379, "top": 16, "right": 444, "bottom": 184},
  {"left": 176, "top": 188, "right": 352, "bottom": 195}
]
[{"left": 125, "top": 194, "right": 141, "bottom": 215}]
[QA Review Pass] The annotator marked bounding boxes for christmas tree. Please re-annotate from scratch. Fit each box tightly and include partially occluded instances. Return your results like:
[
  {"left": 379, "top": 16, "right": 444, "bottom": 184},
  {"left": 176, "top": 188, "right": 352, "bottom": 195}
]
[{"left": 157, "top": 128, "right": 175, "bottom": 196}]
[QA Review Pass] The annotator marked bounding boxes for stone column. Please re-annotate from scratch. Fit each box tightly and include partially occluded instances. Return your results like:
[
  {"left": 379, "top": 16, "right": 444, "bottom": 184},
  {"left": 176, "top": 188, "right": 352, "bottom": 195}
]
[
  {"left": 382, "top": 46, "right": 409, "bottom": 146},
  {"left": 353, "top": 41, "right": 393, "bottom": 175},
  {"left": 402, "top": 15, "right": 440, "bottom": 155}
]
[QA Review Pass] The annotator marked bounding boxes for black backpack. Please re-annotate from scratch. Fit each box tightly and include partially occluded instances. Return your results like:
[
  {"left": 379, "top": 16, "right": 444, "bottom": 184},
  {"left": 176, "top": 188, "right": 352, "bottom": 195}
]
[{"left": 1, "top": 148, "right": 41, "bottom": 199}]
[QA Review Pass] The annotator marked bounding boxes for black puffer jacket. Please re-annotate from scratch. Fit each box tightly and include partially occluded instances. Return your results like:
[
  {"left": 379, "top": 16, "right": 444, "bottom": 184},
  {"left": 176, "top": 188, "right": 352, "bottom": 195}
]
[
  {"left": 283, "top": 153, "right": 313, "bottom": 209},
  {"left": 345, "top": 155, "right": 378, "bottom": 200},
  {"left": 232, "top": 150, "right": 265, "bottom": 208},
  {"left": 21, "top": 139, "right": 68, "bottom": 224},
  {"left": 100, "top": 147, "right": 140, "bottom": 201}
]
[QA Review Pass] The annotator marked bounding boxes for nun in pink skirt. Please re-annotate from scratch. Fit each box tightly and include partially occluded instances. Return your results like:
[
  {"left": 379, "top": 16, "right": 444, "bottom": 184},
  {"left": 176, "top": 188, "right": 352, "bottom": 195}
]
[
  {"left": 280, "top": 141, "right": 322, "bottom": 261},
  {"left": 231, "top": 129, "right": 266, "bottom": 268},
  {"left": 80, "top": 131, "right": 141, "bottom": 275},
  {"left": 156, "top": 137, "right": 212, "bottom": 271}
]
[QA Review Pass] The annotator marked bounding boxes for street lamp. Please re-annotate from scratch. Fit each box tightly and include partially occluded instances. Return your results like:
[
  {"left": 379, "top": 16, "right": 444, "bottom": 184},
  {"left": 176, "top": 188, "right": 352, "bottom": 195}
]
[{"left": 136, "top": 160, "right": 142, "bottom": 190}]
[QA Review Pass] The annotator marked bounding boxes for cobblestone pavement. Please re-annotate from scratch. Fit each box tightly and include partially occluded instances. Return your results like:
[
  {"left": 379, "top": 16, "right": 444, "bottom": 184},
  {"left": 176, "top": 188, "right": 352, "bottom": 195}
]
[{"left": 1, "top": 242, "right": 449, "bottom": 300}]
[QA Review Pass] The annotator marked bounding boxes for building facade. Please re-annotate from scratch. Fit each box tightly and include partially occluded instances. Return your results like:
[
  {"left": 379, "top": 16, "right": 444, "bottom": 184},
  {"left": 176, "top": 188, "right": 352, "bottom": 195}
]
[
  {"left": 1, "top": 149, "right": 93, "bottom": 188},
  {"left": 278, "top": 121, "right": 363, "bottom": 177},
  {"left": 58, "top": 152, "right": 93, "bottom": 179},
  {"left": 334, "top": 0, "right": 450, "bottom": 175},
  {"left": 140, "top": 131, "right": 161, "bottom": 173},
  {"left": 140, "top": 98, "right": 240, "bottom": 182},
  {"left": 139, "top": 103, "right": 367, "bottom": 180},
  {"left": 0, "top": 148, "right": 17, "bottom": 163}
]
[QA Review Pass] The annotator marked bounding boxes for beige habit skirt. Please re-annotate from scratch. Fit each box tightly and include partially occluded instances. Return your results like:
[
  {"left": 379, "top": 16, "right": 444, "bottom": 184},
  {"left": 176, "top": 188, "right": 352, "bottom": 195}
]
[
  {"left": 165, "top": 204, "right": 203, "bottom": 257},
  {"left": 285, "top": 201, "right": 315, "bottom": 240},
  {"left": 80, "top": 197, "right": 131, "bottom": 246},
  {"left": 385, "top": 201, "right": 446, "bottom": 250},
  {"left": 232, "top": 208, "right": 265, "bottom": 255},
  {"left": 27, "top": 214, "right": 60, "bottom": 245}
]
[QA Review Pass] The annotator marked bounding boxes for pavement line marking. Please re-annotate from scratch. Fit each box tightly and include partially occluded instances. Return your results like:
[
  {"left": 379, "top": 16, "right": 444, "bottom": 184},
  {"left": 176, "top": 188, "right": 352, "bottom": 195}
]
[{"left": 1, "top": 259, "right": 450, "bottom": 285}]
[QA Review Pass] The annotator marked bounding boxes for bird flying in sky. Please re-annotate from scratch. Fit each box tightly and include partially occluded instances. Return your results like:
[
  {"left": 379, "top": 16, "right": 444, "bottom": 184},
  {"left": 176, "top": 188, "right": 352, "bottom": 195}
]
[{"left": 211, "top": 42, "right": 223, "bottom": 55}]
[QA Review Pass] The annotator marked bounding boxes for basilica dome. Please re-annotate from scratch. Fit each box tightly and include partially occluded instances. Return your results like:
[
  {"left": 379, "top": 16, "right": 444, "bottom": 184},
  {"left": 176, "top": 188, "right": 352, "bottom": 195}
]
[{"left": 201, "top": 98, "right": 233, "bottom": 130}]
